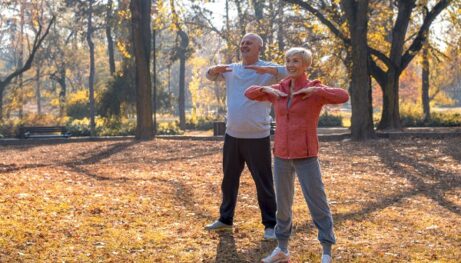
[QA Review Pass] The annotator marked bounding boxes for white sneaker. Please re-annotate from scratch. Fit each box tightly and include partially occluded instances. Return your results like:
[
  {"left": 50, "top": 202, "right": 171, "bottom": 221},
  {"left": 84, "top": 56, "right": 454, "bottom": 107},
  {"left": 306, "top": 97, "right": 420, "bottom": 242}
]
[
  {"left": 204, "top": 220, "right": 232, "bottom": 231},
  {"left": 321, "top": 254, "right": 332, "bottom": 263},
  {"left": 263, "top": 228, "right": 276, "bottom": 240},
  {"left": 261, "top": 247, "right": 290, "bottom": 263}
]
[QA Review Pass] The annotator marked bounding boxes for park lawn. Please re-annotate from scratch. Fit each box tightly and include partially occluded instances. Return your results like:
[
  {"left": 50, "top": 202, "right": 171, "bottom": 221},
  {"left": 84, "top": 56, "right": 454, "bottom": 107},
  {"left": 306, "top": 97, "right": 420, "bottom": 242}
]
[{"left": 0, "top": 137, "right": 460, "bottom": 262}]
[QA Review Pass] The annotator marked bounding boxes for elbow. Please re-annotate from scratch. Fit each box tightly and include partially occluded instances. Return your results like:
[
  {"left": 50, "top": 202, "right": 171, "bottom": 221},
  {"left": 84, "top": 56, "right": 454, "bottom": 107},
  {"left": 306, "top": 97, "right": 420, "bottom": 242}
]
[
  {"left": 245, "top": 85, "right": 263, "bottom": 100},
  {"left": 244, "top": 86, "right": 254, "bottom": 98},
  {"left": 343, "top": 91, "right": 350, "bottom": 103}
]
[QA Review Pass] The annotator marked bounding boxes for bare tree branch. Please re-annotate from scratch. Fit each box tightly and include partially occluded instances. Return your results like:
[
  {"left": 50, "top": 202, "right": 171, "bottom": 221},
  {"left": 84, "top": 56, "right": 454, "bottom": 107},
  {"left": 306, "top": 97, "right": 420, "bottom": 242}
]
[
  {"left": 401, "top": 0, "right": 452, "bottom": 69},
  {"left": 0, "top": 16, "right": 56, "bottom": 90}
]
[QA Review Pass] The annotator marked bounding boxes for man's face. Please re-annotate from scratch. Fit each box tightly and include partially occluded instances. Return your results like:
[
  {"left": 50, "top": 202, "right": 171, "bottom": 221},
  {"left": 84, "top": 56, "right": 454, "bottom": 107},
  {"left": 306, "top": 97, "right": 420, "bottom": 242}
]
[{"left": 240, "top": 35, "right": 260, "bottom": 58}]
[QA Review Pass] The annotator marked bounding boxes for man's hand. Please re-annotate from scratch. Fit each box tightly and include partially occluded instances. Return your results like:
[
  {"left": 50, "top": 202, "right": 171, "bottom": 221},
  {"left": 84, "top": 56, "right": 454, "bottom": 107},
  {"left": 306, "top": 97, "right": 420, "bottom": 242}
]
[
  {"left": 292, "top": 87, "right": 319, "bottom": 99},
  {"left": 245, "top": 65, "right": 277, "bottom": 75},
  {"left": 210, "top": 64, "right": 232, "bottom": 75},
  {"left": 261, "top": 86, "right": 288, "bottom": 98}
]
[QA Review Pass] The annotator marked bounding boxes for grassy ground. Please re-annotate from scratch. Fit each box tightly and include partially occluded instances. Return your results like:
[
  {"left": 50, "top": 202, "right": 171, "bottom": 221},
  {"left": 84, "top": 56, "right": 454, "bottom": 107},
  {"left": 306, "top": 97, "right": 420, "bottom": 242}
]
[{"left": 0, "top": 137, "right": 460, "bottom": 262}]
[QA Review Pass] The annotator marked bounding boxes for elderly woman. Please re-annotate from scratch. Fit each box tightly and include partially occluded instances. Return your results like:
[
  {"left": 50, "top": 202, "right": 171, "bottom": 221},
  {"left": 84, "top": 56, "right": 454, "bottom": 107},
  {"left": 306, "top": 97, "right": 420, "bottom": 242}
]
[{"left": 245, "top": 47, "right": 349, "bottom": 263}]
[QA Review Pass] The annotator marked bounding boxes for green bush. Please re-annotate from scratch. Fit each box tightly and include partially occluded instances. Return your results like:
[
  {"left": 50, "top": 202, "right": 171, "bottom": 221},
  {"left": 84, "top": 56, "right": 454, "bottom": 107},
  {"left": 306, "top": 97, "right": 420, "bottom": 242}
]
[
  {"left": 99, "top": 118, "right": 136, "bottom": 136},
  {"left": 66, "top": 118, "right": 93, "bottom": 136},
  {"left": 318, "top": 112, "right": 343, "bottom": 127},
  {"left": 401, "top": 112, "right": 461, "bottom": 127},
  {"left": 400, "top": 104, "right": 461, "bottom": 127},
  {"left": 65, "top": 117, "right": 138, "bottom": 136},
  {"left": 0, "top": 119, "right": 30, "bottom": 138},
  {"left": 157, "top": 121, "right": 184, "bottom": 135},
  {"left": 0, "top": 121, "right": 18, "bottom": 138},
  {"left": 67, "top": 101, "right": 90, "bottom": 119},
  {"left": 185, "top": 115, "right": 218, "bottom": 130}
]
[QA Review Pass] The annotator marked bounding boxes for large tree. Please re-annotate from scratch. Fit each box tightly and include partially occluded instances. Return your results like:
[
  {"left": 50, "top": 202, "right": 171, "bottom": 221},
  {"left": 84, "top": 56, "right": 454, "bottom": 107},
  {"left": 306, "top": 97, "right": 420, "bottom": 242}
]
[
  {"left": 342, "top": 0, "right": 375, "bottom": 140},
  {"left": 87, "top": 0, "right": 97, "bottom": 136},
  {"left": 106, "top": 0, "right": 116, "bottom": 75},
  {"left": 130, "top": 0, "right": 154, "bottom": 139},
  {"left": 284, "top": 0, "right": 453, "bottom": 131},
  {"left": 169, "top": 0, "right": 190, "bottom": 130}
]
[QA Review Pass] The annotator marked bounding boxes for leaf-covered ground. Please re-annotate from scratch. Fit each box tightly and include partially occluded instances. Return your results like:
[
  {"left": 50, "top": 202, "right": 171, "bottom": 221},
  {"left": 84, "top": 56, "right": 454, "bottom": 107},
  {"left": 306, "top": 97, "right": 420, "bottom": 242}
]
[{"left": 0, "top": 137, "right": 460, "bottom": 262}]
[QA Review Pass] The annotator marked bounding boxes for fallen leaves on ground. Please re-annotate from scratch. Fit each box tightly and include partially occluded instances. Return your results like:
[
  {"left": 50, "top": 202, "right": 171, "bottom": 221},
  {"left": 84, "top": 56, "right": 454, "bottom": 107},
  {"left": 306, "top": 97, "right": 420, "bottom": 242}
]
[{"left": 0, "top": 137, "right": 460, "bottom": 262}]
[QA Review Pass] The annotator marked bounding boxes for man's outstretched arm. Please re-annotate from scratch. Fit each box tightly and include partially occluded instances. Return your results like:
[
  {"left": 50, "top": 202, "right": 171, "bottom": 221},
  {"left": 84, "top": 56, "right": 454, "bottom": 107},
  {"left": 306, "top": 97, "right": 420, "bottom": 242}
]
[{"left": 206, "top": 64, "right": 232, "bottom": 81}]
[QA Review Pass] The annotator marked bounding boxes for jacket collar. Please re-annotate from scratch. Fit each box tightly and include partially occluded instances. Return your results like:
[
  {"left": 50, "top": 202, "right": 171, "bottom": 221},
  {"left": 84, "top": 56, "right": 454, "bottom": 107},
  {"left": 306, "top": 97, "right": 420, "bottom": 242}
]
[{"left": 280, "top": 73, "right": 321, "bottom": 91}]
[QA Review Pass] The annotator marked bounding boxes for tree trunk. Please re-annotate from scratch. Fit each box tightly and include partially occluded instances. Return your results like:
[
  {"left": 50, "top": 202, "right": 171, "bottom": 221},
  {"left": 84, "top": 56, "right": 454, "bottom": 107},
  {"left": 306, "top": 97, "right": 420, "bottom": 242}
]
[
  {"left": 36, "top": 67, "right": 42, "bottom": 115},
  {"left": 87, "top": 0, "right": 96, "bottom": 136},
  {"left": 342, "top": 0, "right": 375, "bottom": 140},
  {"left": 253, "top": 0, "right": 266, "bottom": 58},
  {"left": 225, "top": 0, "right": 232, "bottom": 63},
  {"left": 277, "top": 0, "right": 285, "bottom": 52},
  {"left": 131, "top": 0, "right": 153, "bottom": 140},
  {"left": 106, "top": 0, "right": 116, "bottom": 75},
  {"left": 178, "top": 30, "right": 189, "bottom": 130},
  {"left": 152, "top": 24, "right": 157, "bottom": 135},
  {"left": 377, "top": 0, "right": 415, "bottom": 130},
  {"left": 422, "top": 42, "right": 430, "bottom": 122},
  {"left": 378, "top": 70, "right": 402, "bottom": 130},
  {"left": 0, "top": 90, "right": 3, "bottom": 120},
  {"left": 234, "top": 0, "right": 244, "bottom": 60},
  {"left": 58, "top": 66, "right": 67, "bottom": 118},
  {"left": 18, "top": 1, "right": 25, "bottom": 119}
]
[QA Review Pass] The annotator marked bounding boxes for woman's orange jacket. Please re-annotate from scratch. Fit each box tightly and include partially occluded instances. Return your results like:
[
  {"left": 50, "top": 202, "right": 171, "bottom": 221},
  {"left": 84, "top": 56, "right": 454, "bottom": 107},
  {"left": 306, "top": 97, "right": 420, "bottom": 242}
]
[{"left": 245, "top": 74, "right": 349, "bottom": 159}]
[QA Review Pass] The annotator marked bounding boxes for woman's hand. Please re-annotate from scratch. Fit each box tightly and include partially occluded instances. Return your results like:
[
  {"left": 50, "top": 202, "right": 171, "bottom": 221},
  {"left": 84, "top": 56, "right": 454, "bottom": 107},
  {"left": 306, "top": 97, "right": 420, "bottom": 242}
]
[
  {"left": 261, "top": 86, "right": 288, "bottom": 98},
  {"left": 292, "top": 87, "right": 319, "bottom": 99}
]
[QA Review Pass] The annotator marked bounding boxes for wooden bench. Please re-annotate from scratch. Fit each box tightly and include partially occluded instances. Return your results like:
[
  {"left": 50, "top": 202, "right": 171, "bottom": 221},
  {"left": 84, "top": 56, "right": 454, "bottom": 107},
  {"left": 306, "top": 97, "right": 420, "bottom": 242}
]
[
  {"left": 18, "top": 126, "right": 71, "bottom": 139},
  {"left": 213, "top": 122, "right": 226, "bottom": 136},
  {"left": 270, "top": 122, "right": 276, "bottom": 135}
]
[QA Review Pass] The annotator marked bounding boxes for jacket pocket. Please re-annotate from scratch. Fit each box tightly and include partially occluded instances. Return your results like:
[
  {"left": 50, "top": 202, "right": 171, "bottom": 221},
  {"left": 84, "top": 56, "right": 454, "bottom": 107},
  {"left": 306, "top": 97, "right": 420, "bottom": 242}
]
[{"left": 289, "top": 127, "right": 308, "bottom": 158}]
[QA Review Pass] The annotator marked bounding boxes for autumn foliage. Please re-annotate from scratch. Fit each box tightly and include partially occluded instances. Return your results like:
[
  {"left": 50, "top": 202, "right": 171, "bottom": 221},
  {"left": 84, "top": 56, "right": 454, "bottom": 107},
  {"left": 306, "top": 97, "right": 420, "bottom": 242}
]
[{"left": 0, "top": 138, "right": 460, "bottom": 262}]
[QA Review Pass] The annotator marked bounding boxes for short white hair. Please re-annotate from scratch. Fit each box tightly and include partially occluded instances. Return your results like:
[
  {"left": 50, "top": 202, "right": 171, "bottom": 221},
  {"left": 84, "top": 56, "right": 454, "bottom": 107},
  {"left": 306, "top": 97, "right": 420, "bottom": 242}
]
[
  {"left": 242, "top": 33, "right": 264, "bottom": 48},
  {"left": 285, "top": 47, "right": 313, "bottom": 67}
]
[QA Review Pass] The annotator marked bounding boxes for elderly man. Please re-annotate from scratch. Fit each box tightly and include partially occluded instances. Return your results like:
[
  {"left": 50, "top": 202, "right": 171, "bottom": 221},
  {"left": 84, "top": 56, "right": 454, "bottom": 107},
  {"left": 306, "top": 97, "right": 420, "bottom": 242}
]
[{"left": 205, "top": 33, "right": 287, "bottom": 239}]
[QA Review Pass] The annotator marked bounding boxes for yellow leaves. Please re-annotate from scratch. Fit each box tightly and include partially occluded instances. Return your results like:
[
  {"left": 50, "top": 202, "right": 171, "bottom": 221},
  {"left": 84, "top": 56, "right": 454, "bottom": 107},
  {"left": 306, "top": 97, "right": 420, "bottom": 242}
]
[
  {"left": 153, "top": 0, "right": 168, "bottom": 30},
  {"left": 117, "top": 9, "right": 131, "bottom": 20},
  {"left": 67, "top": 89, "right": 89, "bottom": 105},
  {"left": 1, "top": 138, "right": 461, "bottom": 261},
  {"left": 116, "top": 41, "right": 131, "bottom": 59}
]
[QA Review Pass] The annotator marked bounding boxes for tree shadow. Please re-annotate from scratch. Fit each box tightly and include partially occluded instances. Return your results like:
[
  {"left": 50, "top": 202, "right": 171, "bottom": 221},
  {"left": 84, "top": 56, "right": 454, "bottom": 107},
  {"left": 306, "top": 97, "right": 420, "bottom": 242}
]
[
  {"left": 213, "top": 231, "right": 276, "bottom": 263},
  {"left": 144, "top": 146, "right": 221, "bottom": 165},
  {"left": 67, "top": 141, "right": 140, "bottom": 165},
  {"left": 441, "top": 137, "right": 461, "bottom": 163},
  {"left": 161, "top": 177, "right": 215, "bottom": 222},
  {"left": 214, "top": 231, "right": 243, "bottom": 263},
  {"left": 366, "top": 142, "right": 461, "bottom": 216},
  {"left": 0, "top": 140, "right": 140, "bottom": 174},
  {"left": 293, "top": 140, "right": 460, "bottom": 234},
  {"left": 0, "top": 163, "right": 49, "bottom": 173}
]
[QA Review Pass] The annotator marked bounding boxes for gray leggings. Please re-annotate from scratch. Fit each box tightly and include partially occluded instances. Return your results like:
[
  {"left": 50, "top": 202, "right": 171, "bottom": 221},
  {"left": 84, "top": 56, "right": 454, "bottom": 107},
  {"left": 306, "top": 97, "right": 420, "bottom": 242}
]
[{"left": 273, "top": 156, "right": 336, "bottom": 246}]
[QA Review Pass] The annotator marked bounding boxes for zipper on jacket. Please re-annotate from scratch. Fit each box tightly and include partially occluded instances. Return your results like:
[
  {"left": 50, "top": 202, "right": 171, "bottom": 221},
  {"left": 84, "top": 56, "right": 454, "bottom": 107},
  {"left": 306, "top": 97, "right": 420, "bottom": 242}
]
[{"left": 286, "top": 110, "right": 290, "bottom": 158}]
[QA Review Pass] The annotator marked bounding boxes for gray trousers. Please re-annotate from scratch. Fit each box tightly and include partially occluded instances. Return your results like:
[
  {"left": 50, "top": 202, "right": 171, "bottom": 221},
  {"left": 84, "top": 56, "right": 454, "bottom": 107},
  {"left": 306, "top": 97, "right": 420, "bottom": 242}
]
[{"left": 273, "top": 156, "right": 336, "bottom": 246}]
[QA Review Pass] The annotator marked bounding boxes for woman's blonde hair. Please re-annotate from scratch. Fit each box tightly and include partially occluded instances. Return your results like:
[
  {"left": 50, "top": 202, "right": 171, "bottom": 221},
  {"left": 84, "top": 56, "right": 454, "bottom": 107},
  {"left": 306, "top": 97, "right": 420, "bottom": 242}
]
[{"left": 285, "top": 47, "right": 313, "bottom": 67}]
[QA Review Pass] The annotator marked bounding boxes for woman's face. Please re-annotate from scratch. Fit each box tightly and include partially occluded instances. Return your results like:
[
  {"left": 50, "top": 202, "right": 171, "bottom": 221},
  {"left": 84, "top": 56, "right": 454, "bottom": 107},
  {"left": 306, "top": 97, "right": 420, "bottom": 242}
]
[{"left": 285, "top": 54, "right": 307, "bottom": 78}]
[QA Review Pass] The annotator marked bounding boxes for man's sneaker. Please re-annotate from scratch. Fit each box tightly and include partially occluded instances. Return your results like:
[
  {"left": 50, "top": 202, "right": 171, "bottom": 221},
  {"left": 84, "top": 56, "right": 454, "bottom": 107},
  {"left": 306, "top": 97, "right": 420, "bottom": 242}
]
[
  {"left": 261, "top": 247, "right": 290, "bottom": 263},
  {"left": 263, "top": 228, "right": 276, "bottom": 240},
  {"left": 204, "top": 220, "right": 232, "bottom": 231},
  {"left": 321, "top": 254, "right": 332, "bottom": 263}
]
